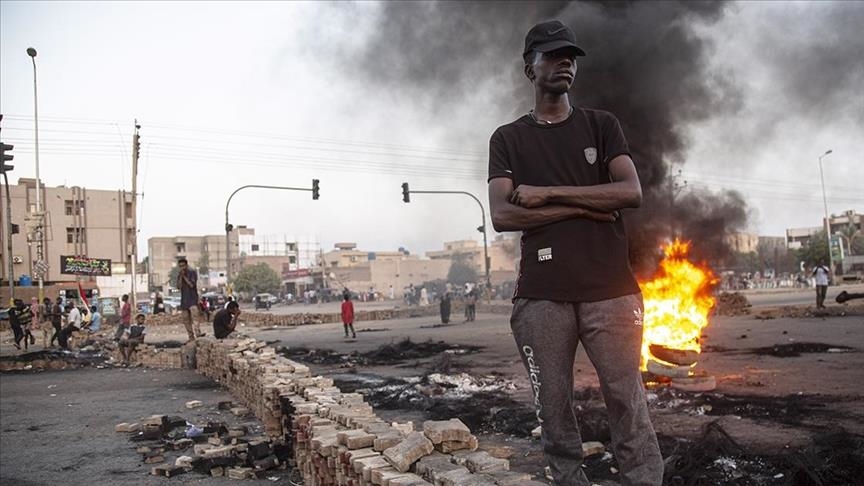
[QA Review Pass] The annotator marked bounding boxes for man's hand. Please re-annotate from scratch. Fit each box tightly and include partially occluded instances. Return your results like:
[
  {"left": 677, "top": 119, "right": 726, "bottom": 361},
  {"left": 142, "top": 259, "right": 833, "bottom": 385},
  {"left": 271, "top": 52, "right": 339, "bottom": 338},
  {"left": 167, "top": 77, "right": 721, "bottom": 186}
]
[{"left": 509, "top": 185, "right": 549, "bottom": 208}]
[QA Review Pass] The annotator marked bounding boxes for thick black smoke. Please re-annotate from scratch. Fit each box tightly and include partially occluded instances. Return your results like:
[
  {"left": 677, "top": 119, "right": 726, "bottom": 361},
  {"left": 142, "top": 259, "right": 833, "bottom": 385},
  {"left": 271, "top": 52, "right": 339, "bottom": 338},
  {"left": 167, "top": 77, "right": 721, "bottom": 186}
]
[{"left": 350, "top": 1, "right": 749, "bottom": 275}]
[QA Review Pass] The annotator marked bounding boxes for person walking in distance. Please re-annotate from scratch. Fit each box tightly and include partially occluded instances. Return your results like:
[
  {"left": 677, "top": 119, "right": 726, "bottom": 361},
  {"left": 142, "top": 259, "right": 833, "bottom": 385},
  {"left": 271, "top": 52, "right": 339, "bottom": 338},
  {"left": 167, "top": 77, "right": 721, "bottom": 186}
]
[
  {"left": 49, "top": 297, "right": 64, "bottom": 347},
  {"left": 39, "top": 298, "right": 53, "bottom": 348},
  {"left": 341, "top": 293, "right": 356, "bottom": 339},
  {"left": 115, "top": 294, "right": 132, "bottom": 341},
  {"left": 487, "top": 21, "right": 662, "bottom": 485},
  {"left": 439, "top": 291, "right": 452, "bottom": 324},
  {"left": 812, "top": 261, "right": 830, "bottom": 309},
  {"left": 177, "top": 258, "right": 202, "bottom": 340}
]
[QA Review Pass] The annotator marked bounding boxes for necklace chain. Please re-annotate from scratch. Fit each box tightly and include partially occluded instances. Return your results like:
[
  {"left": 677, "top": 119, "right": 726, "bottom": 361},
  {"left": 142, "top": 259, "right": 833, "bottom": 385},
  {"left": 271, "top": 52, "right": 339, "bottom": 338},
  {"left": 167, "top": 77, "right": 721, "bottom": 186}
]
[{"left": 529, "top": 107, "right": 573, "bottom": 125}]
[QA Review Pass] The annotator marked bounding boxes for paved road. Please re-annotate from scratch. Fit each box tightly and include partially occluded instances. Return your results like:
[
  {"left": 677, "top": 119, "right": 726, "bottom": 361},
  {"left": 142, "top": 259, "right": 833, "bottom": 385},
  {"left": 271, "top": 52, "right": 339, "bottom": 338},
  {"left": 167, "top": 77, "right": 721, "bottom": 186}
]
[{"left": 742, "top": 283, "right": 864, "bottom": 308}]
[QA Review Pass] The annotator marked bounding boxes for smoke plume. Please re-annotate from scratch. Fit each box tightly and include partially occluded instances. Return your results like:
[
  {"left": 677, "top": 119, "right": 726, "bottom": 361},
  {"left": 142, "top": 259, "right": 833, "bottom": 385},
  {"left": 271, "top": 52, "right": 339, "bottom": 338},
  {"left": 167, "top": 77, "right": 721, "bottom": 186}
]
[{"left": 349, "top": 1, "right": 750, "bottom": 274}]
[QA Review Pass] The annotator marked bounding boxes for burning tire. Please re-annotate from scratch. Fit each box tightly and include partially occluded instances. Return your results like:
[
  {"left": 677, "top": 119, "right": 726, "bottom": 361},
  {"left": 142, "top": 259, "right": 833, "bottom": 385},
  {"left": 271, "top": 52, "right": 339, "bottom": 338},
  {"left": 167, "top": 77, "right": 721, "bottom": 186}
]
[{"left": 670, "top": 374, "right": 716, "bottom": 392}]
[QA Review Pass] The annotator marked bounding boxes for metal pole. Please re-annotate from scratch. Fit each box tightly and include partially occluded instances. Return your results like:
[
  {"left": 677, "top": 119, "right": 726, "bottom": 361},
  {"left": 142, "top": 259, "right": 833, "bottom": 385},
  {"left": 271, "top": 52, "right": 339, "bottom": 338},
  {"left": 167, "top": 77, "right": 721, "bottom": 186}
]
[
  {"left": 406, "top": 189, "right": 491, "bottom": 291},
  {"left": 28, "top": 48, "right": 45, "bottom": 303},
  {"left": 3, "top": 172, "right": 13, "bottom": 304},
  {"left": 130, "top": 122, "right": 140, "bottom": 309},
  {"left": 224, "top": 184, "right": 314, "bottom": 294},
  {"left": 818, "top": 150, "right": 834, "bottom": 284}
]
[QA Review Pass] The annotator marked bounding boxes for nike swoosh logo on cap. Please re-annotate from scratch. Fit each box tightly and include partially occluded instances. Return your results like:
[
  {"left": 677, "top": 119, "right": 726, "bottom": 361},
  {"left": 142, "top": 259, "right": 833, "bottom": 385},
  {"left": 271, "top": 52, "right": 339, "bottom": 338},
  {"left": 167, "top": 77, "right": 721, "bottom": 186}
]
[{"left": 547, "top": 27, "right": 566, "bottom": 35}]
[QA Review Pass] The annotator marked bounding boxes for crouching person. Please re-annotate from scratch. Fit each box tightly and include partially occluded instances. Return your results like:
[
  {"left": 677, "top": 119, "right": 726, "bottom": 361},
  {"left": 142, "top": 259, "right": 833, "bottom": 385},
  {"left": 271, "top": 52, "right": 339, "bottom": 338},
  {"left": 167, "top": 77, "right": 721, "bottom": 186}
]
[
  {"left": 118, "top": 313, "right": 147, "bottom": 366},
  {"left": 213, "top": 301, "right": 241, "bottom": 339}
]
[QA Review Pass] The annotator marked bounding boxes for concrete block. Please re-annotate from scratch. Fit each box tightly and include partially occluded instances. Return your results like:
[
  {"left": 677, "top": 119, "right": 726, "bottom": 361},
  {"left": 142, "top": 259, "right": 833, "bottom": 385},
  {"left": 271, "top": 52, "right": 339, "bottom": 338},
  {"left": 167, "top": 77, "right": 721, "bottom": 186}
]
[
  {"left": 462, "top": 451, "right": 509, "bottom": 473},
  {"left": 185, "top": 400, "right": 204, "bottom": 409},
  {"left": 382, "top": 432, "right": 434, "bottom": 473},
  {"left": 422, "top": 419, "right": 471, "bottom": 444},
  {"left": 581, "top": 441, "right": 606, "bottom": 457}
]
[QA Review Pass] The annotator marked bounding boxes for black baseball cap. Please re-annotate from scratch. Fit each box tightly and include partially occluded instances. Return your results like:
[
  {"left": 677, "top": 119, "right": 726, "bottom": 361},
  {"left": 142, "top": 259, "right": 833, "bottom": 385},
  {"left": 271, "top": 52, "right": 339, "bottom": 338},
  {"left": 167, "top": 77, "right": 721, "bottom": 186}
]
[{"left": 523, "top": 20, "right": 586, "bottom": 59}]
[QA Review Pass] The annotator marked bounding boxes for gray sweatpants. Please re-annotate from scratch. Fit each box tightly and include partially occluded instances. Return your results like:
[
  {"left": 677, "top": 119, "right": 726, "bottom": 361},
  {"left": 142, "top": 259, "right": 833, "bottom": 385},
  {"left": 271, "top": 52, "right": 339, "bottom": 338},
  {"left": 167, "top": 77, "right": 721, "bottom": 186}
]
[{"left": 511, "top": 294, "right": 663, "bottom": 486}]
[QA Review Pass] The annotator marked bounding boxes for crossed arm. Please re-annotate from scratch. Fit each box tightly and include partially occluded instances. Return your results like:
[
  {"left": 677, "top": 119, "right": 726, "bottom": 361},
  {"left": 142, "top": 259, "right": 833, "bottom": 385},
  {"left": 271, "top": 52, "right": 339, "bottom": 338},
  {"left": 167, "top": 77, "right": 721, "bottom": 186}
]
[{"left": 489, "top": 154, "right": 642, "bottom": 232}]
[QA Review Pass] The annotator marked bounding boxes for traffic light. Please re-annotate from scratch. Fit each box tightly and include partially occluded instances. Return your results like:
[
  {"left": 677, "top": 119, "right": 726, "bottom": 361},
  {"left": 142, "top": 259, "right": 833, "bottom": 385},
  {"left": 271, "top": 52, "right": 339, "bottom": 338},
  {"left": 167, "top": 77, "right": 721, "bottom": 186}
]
[
  {"left": 225, "top": 223, "right": 234, "bottom": 232},
  {"left": 10, "top": 223, "right": 20, "bottom": 234},
  {"left": 402, "top": 182, "right": 410, "bottom": 203},
  {"left": 132, "top": 133, "right": 140, "bottom": 161},
  {"left": 477, "top": 225, "right": 485, "bottom": 233},
  {"left": 1, "top": 142, "right": 13, "bottom": 173},
  {"left": 312, "top": 179, "right": 320, "bottom": 200}
]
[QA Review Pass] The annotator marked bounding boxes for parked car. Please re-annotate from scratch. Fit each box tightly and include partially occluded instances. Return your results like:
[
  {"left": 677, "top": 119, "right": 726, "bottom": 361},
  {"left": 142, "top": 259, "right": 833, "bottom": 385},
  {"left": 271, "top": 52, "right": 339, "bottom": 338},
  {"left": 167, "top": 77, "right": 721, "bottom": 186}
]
[{"left": 163, "top": 296, "right": 182, "bottom": 314}]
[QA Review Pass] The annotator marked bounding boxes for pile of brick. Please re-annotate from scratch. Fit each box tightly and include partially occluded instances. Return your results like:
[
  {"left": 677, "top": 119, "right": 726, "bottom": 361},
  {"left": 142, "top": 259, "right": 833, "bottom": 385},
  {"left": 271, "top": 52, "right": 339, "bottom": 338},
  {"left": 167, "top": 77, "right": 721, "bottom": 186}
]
[
  {"left": 713, "top": 292, "right": 751, "bottom": 316},
  {"left": 116, "top": 408, "right": 289, "bottom": 479},
  {"left": 192, "top": 336, "right": 547, "bottom": 485}
]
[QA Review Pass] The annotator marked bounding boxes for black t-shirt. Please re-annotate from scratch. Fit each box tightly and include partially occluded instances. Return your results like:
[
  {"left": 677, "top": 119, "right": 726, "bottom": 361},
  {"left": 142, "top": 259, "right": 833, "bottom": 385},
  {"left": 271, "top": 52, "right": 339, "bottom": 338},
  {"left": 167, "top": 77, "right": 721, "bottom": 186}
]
[
  {"left": 212, "top": 309, "right": 234, "bottom": 339},
  {"left": 488, "top": 107, "right": 640, "bottom": 303}
]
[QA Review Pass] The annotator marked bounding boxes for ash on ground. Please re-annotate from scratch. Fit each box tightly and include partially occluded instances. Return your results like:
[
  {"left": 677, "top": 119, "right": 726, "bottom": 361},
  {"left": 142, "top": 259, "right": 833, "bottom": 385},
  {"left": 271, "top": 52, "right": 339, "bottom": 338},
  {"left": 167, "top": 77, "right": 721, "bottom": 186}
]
[{"left": 277, "top": 337, "right": 481, "bottom": 367}]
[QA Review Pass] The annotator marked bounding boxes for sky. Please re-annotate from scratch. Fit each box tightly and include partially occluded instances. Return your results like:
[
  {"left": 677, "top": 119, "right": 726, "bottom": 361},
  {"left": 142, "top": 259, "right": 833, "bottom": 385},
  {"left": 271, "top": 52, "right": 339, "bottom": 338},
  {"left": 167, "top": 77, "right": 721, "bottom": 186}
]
[{"left": 1, "top": 1, "right": 861, "bottom": 260}]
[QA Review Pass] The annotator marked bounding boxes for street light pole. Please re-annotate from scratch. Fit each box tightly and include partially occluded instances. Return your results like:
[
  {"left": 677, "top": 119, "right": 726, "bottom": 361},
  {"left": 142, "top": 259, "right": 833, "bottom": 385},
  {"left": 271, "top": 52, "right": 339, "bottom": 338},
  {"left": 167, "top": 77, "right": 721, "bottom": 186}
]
[
  {"left": 818, "top": 149, "right": 834, "bottom": 284},
  {"left": 27, "top": 47, "right": 45, "bottom": 303},
  {"left": 402, "top": 188, "right": 491, "bottom": 292},
  {"left": 224, "top": 183, "right": 316, "bottom": 294}
]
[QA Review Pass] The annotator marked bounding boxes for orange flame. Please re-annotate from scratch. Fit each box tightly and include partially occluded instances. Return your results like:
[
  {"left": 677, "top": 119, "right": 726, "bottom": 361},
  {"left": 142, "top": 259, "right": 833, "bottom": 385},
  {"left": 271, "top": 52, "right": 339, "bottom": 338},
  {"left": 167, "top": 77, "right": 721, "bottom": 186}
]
[{"left": 638, "top": 239, "right": 717, "bottom": 370}]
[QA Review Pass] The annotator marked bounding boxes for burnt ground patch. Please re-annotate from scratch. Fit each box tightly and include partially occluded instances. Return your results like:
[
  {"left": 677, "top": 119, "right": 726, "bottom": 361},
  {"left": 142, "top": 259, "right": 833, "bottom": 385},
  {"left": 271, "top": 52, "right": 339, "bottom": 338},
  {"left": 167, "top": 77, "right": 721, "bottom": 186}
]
[
  {"left": 341, "top": 373, "right": 538, "bottom": 437},
  {"left": 0, "top": 349, "right": 108, "bottom": 369},
  {"left": 277, "top": 338, "right": 482, "bottom": 366},
  {"left": 693, "top": 393, "right": 836, "bottom": 426},
  {"left": 701, "top": 342, "right": 856, "bottom": 357},
  {"left": 655, "top": 425, "right": 864, "bottom": 486},
  {"left": 748, "top": 342, "right": 854, "bottom": 357}
]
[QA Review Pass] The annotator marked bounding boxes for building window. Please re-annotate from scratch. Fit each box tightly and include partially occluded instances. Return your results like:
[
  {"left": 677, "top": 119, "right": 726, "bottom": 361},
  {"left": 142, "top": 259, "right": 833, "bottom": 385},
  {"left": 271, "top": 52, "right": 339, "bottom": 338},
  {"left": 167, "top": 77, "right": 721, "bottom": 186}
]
[
  {"left": 251, "top": 244, "right": 260, "bottom": 252},
  {"left": 125, "top": 202, "right": 133, "bottom": 219},
  {"left": 65, "top": 200, "right": 85, "bottom": 216},
  {"left": 176, "top": 243, "right": 186, "bottom": 253},
  {"left": 66, "top": 227, "right": 86, "bottom": 244},
  {"left": 289, "top": 256, "right": 296, "bottom": 264},
  {"left": 287, "top": 242, "right": 296, "bottom": 251}
]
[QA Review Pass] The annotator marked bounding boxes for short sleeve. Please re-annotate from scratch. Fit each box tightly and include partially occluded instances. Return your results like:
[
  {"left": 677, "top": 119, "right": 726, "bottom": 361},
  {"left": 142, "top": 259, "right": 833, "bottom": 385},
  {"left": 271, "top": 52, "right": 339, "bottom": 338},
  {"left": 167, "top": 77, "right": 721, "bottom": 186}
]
[
  {"left": 601, "top": 113, "right": 631, "bottom": 163},
  {"left": 487, "top": 129, "right": 513, "bottom": 182}
]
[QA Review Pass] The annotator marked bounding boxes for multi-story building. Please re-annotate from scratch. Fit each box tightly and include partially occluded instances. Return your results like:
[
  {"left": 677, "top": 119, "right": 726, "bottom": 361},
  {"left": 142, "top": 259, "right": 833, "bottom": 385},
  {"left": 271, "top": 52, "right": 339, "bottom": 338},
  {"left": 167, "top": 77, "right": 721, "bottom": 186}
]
[
  {"left": 1, "top": 178, "right": 135, "bottom": 285},
  {"left": 724, "top": 232, "right": 760, "bottom": 254},
  {"left": 147, "top": 227, "right": 320, "bottom": 291}
]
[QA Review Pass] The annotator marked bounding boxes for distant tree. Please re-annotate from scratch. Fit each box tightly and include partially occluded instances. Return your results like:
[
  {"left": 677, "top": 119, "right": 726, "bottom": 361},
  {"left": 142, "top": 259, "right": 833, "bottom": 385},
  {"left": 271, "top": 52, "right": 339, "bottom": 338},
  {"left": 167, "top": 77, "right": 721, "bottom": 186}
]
[
  {"left": 796, "top": 230, "right": 830, "bottom": 268},
  {"left": 447, "top": 255, "right": 478, "bottom": 286},
  {"left": 233, "top": 263, "right": 281, "bottom": 295}
]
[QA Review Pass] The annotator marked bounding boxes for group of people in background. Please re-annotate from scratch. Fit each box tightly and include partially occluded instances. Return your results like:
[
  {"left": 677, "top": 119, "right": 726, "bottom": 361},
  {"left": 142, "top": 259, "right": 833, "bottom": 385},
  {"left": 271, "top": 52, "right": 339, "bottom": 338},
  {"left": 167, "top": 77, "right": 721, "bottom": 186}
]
[{"left": 8, "top": 296, "right": 103, "bottom": 352}]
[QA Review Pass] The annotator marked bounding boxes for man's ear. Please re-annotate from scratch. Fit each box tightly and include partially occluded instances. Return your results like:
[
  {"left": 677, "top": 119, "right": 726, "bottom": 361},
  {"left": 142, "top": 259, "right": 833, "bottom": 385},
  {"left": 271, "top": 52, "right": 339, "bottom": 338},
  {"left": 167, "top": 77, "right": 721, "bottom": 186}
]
[{"left": 524, "top": 64, "right": 535, "bottom": 82}]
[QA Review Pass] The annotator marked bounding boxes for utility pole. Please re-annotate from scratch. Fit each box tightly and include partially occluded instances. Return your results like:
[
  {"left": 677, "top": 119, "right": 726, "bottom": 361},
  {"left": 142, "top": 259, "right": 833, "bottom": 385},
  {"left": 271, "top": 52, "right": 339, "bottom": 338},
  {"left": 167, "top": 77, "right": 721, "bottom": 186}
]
[
  {"left": 818, "top": 149, "right": 834, "bottom": 284},
  {"left": 130, "top": 121, "right": 141, "bottom": 308}
]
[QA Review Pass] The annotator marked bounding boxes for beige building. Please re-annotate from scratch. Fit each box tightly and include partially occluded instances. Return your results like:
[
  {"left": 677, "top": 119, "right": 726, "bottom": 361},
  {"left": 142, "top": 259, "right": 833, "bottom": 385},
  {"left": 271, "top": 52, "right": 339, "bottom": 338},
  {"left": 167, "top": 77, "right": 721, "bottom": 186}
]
[
  {"left": 318, "top": 243, "right": 450, "bottom": 297},
  {"left": 148, "top": 227, "right": 248, "bottom": 290},
  {"left": 724, "top": 232, "right": 760, "bottom": 254},
  {"left": 426, "top": 235, "right": 519, "bottom": 284},
  {"left": 1, "top": 178, "right": 135, "bottom": 285}
]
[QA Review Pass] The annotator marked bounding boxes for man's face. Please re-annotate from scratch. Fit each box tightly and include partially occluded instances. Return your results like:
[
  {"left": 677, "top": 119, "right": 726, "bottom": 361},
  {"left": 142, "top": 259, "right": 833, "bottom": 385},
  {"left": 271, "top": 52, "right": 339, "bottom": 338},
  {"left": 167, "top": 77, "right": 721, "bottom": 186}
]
[
  {"left": 136, "top": 315, "right": 145, "bottom": 325},
  {"left": 178, "top": 262, "right": 188, "bottom": 272},
  {"left": 527, "top": 48, "right": 579, "bottom": 94}
]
